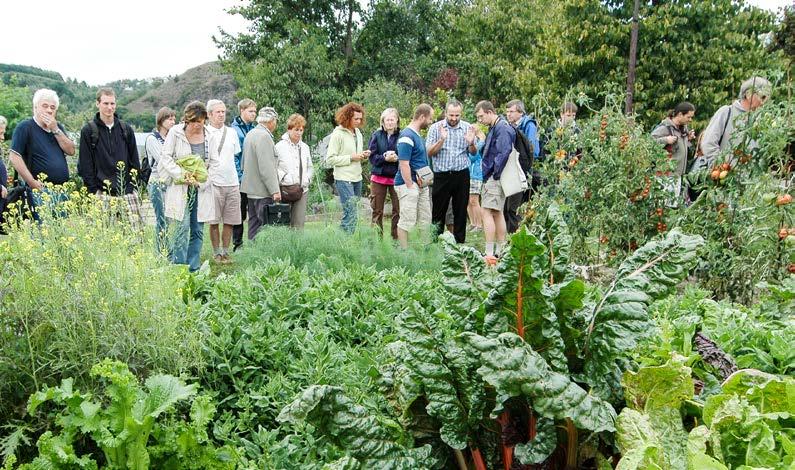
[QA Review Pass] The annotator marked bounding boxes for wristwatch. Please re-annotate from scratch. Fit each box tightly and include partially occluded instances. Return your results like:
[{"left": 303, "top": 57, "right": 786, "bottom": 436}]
[{"left": 52, "top": 129, "right": 62, "bottom": 136}]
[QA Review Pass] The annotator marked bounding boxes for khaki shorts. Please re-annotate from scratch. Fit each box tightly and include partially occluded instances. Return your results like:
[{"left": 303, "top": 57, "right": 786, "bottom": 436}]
[
  {"left": 395, "top": 184, "right": 431, "bottom": 232},
  {"left": 470, "top": 179, "right": 483, "bottom": 195},
  {"left": 210, "top": 185, "right": 242, "bottom": 225},
  {"left": 481, "top": 177, "right": 505, "bottom": 211}
]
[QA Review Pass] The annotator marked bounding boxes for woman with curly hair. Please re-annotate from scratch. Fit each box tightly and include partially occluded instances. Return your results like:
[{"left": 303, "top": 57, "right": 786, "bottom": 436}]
[{"left": 326, "top": 102, "right": 369, "bottom": 233}]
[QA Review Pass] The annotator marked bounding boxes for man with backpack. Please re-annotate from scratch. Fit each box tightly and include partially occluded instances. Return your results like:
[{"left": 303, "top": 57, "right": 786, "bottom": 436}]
[
  {"left": 78, "top": 88, "right": 144, "bottom": 230},
  {"left": 504, "top": 99, "right": 539, "bottom": 233},
  {"left": 230, "top": 98, "right": 258, "bottom": 251},
  {"left": 475, "top": 100, "right": 516, "bottom": 264}
]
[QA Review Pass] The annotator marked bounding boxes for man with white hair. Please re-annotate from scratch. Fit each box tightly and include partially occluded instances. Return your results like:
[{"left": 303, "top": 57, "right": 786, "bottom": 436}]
[
  {"left": 9, "top": 89, "right": 75, "bottom": 199},
  {"left": 694, "top": 76, "right": 772, "bottom": 170},
  {"left": 240, "top": 106, "right": 281, "bottom": 241},
  {"left": 205, "top": 99, "right": 242, "bottom": 264}
]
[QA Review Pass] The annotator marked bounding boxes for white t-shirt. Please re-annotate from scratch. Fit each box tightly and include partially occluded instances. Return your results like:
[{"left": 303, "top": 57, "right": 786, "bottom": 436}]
[{"left": 207, "top": 125, "right": 241, "bottom": 187}]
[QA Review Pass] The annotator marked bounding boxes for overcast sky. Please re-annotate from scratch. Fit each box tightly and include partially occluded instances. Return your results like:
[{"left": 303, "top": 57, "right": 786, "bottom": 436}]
[{"left": 3, "top": 0, "right": 791, "bottom": 86}]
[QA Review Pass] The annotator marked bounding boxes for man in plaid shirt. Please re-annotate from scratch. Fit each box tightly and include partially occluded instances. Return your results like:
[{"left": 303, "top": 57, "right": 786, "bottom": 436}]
[{"left": 426, "top": 100, "right": 477, "bottom": 243}]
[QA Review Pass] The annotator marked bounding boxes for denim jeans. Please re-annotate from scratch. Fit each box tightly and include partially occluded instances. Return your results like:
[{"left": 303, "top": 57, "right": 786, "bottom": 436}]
[
  {"left": 148, "top": 182, "right": 167, "bottom": 254},
  {"left": 335, "top": 180, "right": 362, "bottom": 234},
  {"left": 169, "top": 188, "right": 204, "bottom": 272},
  {"left": 24, "top": 183, "right": 69, "bottom": 221}
]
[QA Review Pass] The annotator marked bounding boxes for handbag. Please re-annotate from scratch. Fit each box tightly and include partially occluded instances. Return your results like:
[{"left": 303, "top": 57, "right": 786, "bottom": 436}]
[
  {"left": 415, "top": 166, "right": 434, "bottom": 188},
  {"left": 262, "top": 202, "right": 292, "bottom": 226},
  {"left": 500, "top": 149, "right": 529, "bottom": 197},
  {"left": 280, "top": 146, "right": 304, "bottom": 203}
]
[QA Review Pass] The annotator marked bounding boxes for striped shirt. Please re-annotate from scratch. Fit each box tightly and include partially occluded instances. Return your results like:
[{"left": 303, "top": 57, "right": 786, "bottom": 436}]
[{"left": 426, "top": 120, "right": 471, "bottom": 172}]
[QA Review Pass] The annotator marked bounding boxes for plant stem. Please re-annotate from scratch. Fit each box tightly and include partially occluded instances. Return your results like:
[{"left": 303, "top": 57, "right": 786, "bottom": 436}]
[
  {"left": 528, "top": 409, "right": 537, "bottom": 440},
  {"left": 453, "top": 449, "right": 468, "bottom": 470},
  {"left": 516, "top": 260, "right": 525, "bottom": 338},
  {"left": 471, "top": 448, "right": 488, "bottom": 470},
  {"left": 497, "top": 411, "right": 513, "bottom": 470},
  {"left": 565, "top": 418, "right": 578, "bottom": 470}
]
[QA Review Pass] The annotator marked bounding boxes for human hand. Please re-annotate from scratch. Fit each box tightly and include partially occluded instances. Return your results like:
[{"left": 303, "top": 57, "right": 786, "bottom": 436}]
[
  {"left": 363, "top": 150, "right": 371, "bottom": 158},
  {"left": 666, "top": 135, "right": 677, "bottom": 145},
  {"left": 687, "top": 130, "right": 696, "bottom": 140},
  {"left": 272, "top": 192, "right": 282, "bottom": 202},
  {"left": 1, "top": 186, "right": 7, "bottom": 199},
  {"left": 465, "top": 126, "right": 475, "bottom": 145},
  {"left": 439, "top": 125, "right": 448, "bottom": 141},
  {"left": 30, "top": 180, "right": 44, "bottom": 191}
]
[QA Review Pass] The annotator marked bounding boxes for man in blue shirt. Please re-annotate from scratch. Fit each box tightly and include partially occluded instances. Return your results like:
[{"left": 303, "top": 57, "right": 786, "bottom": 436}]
[
  {"left": 230, "top": 98, "right": 258, "bottom": 251},
  {"left": 395, "top": 103, "right": 434, "bottom": 249},
  {"left": 426, "top": 100, "right": 477, "bottom": 243},
  {"left": 476, "top": 100, "right": 515, "bottom": 263},
  {"left": 504, "top": 99, "right": 539, "bottom": 233},
  {"left": 9, "top": 89, "right": 75, "bottom": 215}
]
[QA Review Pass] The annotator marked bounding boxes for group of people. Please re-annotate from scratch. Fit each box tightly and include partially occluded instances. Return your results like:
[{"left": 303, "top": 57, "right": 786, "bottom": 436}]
[{"left": 0, "top": 75, "right": 773, "bottom": 270}]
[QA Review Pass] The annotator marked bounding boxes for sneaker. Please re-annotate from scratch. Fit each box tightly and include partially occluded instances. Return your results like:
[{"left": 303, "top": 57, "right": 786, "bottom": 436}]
[
  {"left": 483, "top": 254, "right": 498, "bottom": 266},
  {"left": 471, "top": 225, "right": 483, "bottom": 232}
]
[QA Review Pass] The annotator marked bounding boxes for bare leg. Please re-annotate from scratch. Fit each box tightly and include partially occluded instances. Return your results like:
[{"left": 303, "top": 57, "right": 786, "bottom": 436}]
[
  {"left": 468, "top": 194, "right": 482, "bottom": 228},
  {"left": 209, "top": 224, "right": 220, "bottom": 251},
  {"left": 398, "top": 228, "right": 409, "bottom": 249},
  {"left": 222, "top": 224, "right": 233, "bottom": 251}
]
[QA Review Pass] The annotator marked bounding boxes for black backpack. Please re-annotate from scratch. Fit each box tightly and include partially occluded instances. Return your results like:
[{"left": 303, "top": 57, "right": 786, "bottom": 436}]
[{"left": 514, "top": 128, "right": 534, "bottom": 175}]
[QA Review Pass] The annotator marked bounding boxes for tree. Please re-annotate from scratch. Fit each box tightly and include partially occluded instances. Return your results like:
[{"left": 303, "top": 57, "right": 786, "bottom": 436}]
[
  {"left": 225, "top": 22, "right": 345, "bottom": 143},
  {"left": 0, "top": 82, "right": 32, "bottom": 137}
]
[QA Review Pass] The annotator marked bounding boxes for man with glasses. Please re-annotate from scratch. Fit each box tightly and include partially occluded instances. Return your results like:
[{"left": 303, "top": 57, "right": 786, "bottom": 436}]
[{"left": 695, "top": 76, "right": 771, "bottom": 170}]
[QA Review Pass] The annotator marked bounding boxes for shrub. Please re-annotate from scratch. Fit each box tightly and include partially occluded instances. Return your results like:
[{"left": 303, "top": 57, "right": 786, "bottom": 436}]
[{"left": 0, "top": 184, "right": 205, "bottom": 421}]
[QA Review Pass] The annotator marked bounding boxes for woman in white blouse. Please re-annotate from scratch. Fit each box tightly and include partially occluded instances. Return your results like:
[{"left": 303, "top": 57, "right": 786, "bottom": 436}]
[{"left": 274, "top": 113, "right": 313, "bottom": 229}]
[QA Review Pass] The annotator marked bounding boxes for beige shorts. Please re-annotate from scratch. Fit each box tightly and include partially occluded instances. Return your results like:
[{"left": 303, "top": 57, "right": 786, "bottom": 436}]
[
  {"left": 210, "top": 185, "right": 242, "bottom": 225},
  {"left": 395, "top": 184, "right": 431, "bottom": 232},
  {"left": 481, "top": 177, "right": 505, "bottom": 211}
]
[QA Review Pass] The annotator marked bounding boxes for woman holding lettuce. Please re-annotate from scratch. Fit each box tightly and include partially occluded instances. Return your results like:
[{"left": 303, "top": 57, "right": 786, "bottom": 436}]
[{"left": 158, "top": 101, "right": 219, "bottom": 272}]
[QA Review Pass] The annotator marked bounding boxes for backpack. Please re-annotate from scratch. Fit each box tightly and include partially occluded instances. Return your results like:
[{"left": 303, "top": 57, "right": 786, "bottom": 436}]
[
  {"left": 85, "top": 120, "right": 147, "bottom": 182},
  {"left": 514, "top": 128, "right": 534, "bottom": 175}
]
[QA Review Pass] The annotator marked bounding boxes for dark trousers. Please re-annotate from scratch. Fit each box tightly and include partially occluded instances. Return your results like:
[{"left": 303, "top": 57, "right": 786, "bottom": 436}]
[
  {"left": 370, "top": 181, "right": 399, "bottom": 240},
  {"left": 504, "top": 191, "right": 523, "bottom": 234},
  {"left": 431, "top": 169, "right": 469, "bottom": 243},
  {"left": 247, "top": 196, "right": 273, "bottom": 241},
  {"left": 232, "top": 192, "right": 248, "bottom": 250}
]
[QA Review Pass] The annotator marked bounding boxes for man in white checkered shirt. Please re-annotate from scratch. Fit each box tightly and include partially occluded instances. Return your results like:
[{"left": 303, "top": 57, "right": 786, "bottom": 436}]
[{"left": 426, "top": 100, "right": 477, "bottom": 243}]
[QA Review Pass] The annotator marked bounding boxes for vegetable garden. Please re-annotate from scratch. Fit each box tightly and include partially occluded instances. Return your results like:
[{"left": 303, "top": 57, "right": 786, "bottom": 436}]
[{"left": 0, "top": 83, "right": 793, "bottom": 469}]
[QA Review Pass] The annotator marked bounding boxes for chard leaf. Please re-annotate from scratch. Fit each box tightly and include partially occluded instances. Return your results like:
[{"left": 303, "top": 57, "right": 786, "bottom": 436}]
[
  {"left": 615, "top": 408, "right": 665, "bottom": 469},
  {"left": 536, "top": 201, "right": 574, "bottom": 283},
  {"left": 514, "top": 417, "right": 557, "bottom": 465},
  {"left": 461, "top": 332, "right": 616, "bottom": 433},
  {"left": 484, "top": 229, "right": 570, "bottom": 373},
  {"left": 278, "top": 385, "right": 432, "bottom": 469},
  {"left": 440, "top": 233, "right": 494, "bottom": 328},
  {"left": 394, "top": 305, "right": 476, "bottom": 450},
  {"left": 583, "top": 229, "right": 704, "bottom": 402}
]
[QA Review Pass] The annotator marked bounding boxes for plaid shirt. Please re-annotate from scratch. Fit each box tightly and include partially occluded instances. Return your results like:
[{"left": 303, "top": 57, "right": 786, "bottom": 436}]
[{"left": 426, "top": 120, "right": 471, "bottom": 172}]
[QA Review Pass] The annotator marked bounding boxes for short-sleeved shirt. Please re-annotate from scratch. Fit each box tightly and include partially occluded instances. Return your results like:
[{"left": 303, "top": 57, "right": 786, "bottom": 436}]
[
  {"left": 207, "top": 125, "right": 242, "bottom": 187},
  {"left": 10, "top": 118, "right": 69, "bottom": 184},
  {"left": 394, "top": 127, "right": 428, "bottom": 186},
  {"left": 425, "top": 120, "right": 471, "bottom": 172}
]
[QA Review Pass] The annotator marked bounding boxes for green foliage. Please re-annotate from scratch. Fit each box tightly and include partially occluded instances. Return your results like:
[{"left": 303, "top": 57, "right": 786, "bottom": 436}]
[
  {"left": 350, "top": 79, "right": 423, "bottom": 136},
  {"left": 278, "top": 385, "right": 434, "bottom": 469},
  {"left": 233, "top": 224, "right": 443, "bottom": 274},
  {"left": 0, "top": 185, "right": 205, "bottom": 422},
  {"left": 21, "top": 360, "right": 234, "bottom": 469},
  {"left": 0, "top": 82, "right": 32, "bottom": 137},
  {"left": 582, "top": 229, "right": 704, "bottom": 402}
]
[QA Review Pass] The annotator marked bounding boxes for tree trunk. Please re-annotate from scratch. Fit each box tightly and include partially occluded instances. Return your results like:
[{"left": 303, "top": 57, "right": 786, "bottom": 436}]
[{"left": 625, "top": 0, "right": 641, "bottom": 115}]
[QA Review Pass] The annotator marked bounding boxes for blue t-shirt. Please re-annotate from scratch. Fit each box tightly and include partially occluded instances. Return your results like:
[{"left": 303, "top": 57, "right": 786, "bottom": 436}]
[
  {"left": 10, "top": 119, "right": 69, "bottom": 185},
  {"left": 394, "top": 127, "right": 428, "bottom": 186}
]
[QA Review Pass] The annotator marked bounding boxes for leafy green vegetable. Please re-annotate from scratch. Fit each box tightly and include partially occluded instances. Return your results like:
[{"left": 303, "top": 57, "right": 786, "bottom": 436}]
[
  {"left": 277, "top": 385, "right": 433, "bottom": 469},
  {"left": 175, "top": 154, "right": 208, "bottom": 184},
  {"left": 583, "top": 229, "right": 704, "bottom": 402}
]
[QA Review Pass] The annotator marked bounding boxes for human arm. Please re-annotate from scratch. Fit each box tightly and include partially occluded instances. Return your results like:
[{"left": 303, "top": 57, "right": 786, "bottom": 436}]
[
  {"left": 157, "top": 128, "right": 184, "bottom": 182},
  {"left": 524, "top": 121, "right": 541, "bottom": 158},
  {"left": 491, "top": 124, "right": 516, "bottom": 180},
  {"left": 325, "top": 130, "right": 366, "bottom": 166},
  {"left": 0, "top": 160, "right": 7, "bottom": 198},
  {"left": 77, "top": 126, "right": 102, "bottom": 193},
  {"left": 426, "top": 123, "right": 446, "bottom": 157},
  {"left": 700, "top": 107, "right": 730, "bottom": 166},
  {"left": 398, "top": 160, "right": 414, "bottom": 190},
  {"left": 41, "top": 117, "right": 75, "bottom": 156},
  {"left": 258, "top": 136, "right": 281, "bottom": 201},
  {"left": 651, "top": 124, "right": 676, "bottom": 146},
  {"left": 368, "top": 132, "right": 387, "bottom": 166},
  {"left": 305, "top": 143, "right": 314, "bottom": 187},
  {"left": 145, "top": 135, "right": 161, "bottom": 167}
]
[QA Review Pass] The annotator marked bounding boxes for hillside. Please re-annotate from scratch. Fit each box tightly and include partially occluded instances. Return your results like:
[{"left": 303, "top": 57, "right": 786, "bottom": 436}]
[{"left": 122, "top": 62, "right": 237, "bottom": 119}]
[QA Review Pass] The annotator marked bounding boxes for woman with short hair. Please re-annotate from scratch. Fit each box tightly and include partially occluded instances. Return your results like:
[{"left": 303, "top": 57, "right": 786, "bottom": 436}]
[
  {"left": 367, "top": 108, "right": 401, "bottom": 239},
  {"left": 274, "top": 113, "right": 313, "bottom": 229},
  {"left": 158, "top": 101, "right": 218, "bottom": 272},
  {"left": 146, "top": 107, "right": 176, "bottom": 253},
  {"left": 326, "top": 102, "right": 369, "bottom": 233}
]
